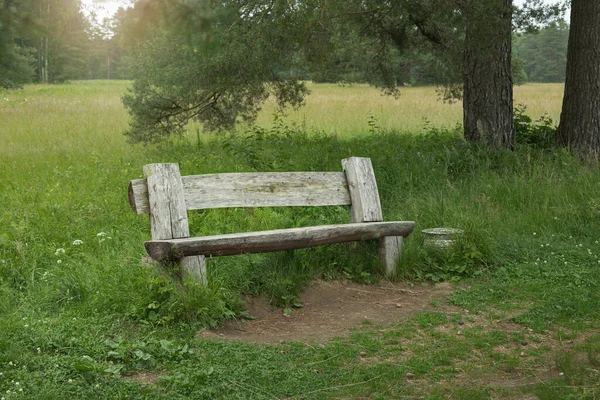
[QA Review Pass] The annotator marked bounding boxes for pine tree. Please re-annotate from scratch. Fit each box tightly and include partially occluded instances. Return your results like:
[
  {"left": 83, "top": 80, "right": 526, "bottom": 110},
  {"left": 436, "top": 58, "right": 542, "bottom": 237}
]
[
  {"left": 0, "top": 0, "right": 36, "bottom": 88},
  {"left": 556, "top": 0, "right": 600, "bottom": 160}
]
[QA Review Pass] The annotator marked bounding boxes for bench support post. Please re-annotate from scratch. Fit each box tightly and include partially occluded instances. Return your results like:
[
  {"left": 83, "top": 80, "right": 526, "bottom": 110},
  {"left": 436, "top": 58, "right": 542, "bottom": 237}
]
[
  {"left": 342, "top": 157, "right": 402, "bottom": 277},
  {"left": 379, "top": 236, "right": 403, "bottom": 277},
  {"left": 144, "top": 163, "right": 207, "bottom": 285}
]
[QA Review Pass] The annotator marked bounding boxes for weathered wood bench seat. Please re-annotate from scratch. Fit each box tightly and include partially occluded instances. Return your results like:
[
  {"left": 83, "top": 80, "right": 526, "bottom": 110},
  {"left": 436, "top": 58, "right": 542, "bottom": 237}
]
[{"left": 129, "top": 157, "right": 415, "bottom": 284}]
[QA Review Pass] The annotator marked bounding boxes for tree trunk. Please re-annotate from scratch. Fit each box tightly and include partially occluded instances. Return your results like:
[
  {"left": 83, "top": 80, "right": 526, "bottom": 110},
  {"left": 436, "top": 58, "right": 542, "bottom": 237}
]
[
  {"left": 38, "top": 0, "right": 49, "bottom": 84},
  {"left": 39, "top": 36, "right": 44, "bottom": 83},
  {"left": 44, "top": 36, "right": 49, "bottom": 83},
  {"left": 45, "top": 1, "right": 49, "bottom": 83},
  {"left": 462, "top": 0, "right": 514, "bottom": 150},
  {"left": 555, "top": 0, "right": 600, "bottom": 160}
]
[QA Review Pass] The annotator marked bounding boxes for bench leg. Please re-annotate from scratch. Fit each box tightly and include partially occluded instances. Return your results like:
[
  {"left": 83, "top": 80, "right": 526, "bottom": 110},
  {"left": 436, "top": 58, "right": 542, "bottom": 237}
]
[
  {"left": 181, "top": 255, "right": 207, "bottom": 286},
  {"left": 142, "top": 255, "right": 207, "bottom": 286},
  {"left": 379, "top": 236, "right": 403, "bottom": 278}
]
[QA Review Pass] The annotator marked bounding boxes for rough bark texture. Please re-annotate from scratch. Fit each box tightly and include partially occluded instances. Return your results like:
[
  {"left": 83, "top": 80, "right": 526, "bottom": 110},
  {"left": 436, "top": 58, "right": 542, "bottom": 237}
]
[
  {"left": 463, "top": 0, "right": 514, "bottom": 150},
  {"left": 556, "top": 0, "right": 600, "bottom": 160}
]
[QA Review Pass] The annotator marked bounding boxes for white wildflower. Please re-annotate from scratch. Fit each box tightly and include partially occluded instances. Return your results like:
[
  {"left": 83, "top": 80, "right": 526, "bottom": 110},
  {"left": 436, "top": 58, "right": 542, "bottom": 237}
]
[
  {"left": 72, "top": 240, "right": 83, "bottom": 246},
  {"left": 55, "top": 248, "right": 65, "bottom": 256},
  {"left": 97, "top": 232, "right": 108, "bottom": 237},
  {"left": 533, "top": 232, "right": 537, "bottom": 236},
  {"left": 68, "top": 379, "right": 73, "bottom": 383},
  {"left": 57, "top": 260, "right": 62, "bottom": 264}
]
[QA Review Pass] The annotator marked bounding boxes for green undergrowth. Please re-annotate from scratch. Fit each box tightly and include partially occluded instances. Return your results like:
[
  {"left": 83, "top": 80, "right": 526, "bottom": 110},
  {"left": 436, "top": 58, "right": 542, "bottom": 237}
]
[
  {"left": 2, "top": 107, "right": 600, "bottom": 328},
  {"left": 2, "top": 82, "right": 600, "bottom": 398},
  {"left": 1, "top": 309, "right": 599, "bottom": 399}
]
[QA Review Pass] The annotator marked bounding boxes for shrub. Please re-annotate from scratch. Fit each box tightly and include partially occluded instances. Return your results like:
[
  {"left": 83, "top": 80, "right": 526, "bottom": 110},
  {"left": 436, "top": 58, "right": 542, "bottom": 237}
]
[{"left": 514, "top": 104, "right": 556, "bottom": 149}]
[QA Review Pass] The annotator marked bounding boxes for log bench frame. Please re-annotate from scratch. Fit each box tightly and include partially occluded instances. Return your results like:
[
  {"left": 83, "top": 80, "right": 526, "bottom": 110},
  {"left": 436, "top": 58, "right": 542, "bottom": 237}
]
[{"left": 128, "top": 157, "right": 415, "bottom": 284}]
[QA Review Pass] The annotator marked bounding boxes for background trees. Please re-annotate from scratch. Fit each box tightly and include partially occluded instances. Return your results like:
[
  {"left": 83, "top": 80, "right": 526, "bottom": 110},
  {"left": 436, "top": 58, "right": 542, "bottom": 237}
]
[
  {"left": 0, "top": 0, "right": 36, "bottom": 88},
  {"left": 0, "top": 0, "right": 131, "bottom": 87},
  {"left": 21, "top": 0, "right": 90, "bottom": 83},
  {"left": 514, "top": 21, "right": 569, "bottom": 83},
  {"left": 0, "top": 0, "right": 572, "bottom": 89}
]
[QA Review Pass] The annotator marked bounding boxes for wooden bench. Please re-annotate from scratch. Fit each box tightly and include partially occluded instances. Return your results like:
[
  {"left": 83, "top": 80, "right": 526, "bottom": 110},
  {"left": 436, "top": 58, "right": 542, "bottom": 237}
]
[{"left": 128, "top": 157, "right": 415, "bottom": 284}]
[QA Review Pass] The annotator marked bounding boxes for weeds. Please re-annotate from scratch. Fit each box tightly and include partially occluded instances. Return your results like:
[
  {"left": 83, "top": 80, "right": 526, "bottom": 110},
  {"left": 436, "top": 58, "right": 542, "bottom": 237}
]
[{"left": 514, "top": 103, "right": 557, "bottom": 148}]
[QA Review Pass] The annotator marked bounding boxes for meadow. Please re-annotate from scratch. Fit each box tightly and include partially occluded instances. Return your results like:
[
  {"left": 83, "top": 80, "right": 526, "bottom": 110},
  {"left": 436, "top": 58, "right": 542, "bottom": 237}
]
[
  {"left": 1, "top": 80, "right": 600, "bottom": 399},
  {"left": 257, "top": 82, "right": 564, "bottom": 135}
]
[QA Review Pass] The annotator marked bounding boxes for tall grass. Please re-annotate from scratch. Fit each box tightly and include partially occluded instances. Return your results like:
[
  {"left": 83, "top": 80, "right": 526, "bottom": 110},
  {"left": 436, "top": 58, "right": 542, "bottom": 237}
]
[
  {"left": 255, "top": 82, "right": 564, "bottom": 135},
  {"left": 0, "top": 80, "right": 584, "bottom": 321},
  {"left": 0, "top": 79, "right": 594, "bottom": 324},
  {"left": 3, "top": 80, "right": 600, "bottom": 398}
]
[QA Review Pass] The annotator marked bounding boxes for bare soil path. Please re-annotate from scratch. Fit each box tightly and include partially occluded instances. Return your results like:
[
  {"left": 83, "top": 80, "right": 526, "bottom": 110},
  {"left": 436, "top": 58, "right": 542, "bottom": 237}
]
[{"left": 197, "top": 280, "right": 458, "bottom": 344}]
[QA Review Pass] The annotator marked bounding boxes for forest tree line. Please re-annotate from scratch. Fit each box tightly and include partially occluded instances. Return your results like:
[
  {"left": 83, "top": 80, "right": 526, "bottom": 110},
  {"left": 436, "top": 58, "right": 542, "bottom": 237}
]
[{"left": 0, "top": 0, "right": 569, "bottom": 89}]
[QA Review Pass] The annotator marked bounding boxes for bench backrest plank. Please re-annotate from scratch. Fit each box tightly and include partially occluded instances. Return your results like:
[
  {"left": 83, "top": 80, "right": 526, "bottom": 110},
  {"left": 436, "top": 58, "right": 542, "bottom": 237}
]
[
  {"left": 143, "top": 163, "right": 190, "bottom": 240},
  {"left": 129, "top": 171, "right": 351, "bottom": 214},
  {"left": 342, "top": 157, "right": 383, "bottom": 223}
]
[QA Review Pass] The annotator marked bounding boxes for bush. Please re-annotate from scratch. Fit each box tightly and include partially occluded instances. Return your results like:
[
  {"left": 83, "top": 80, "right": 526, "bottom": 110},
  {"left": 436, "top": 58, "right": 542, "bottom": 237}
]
[{"left": 514, "top": 104, "right": 556, "bottom": 149}]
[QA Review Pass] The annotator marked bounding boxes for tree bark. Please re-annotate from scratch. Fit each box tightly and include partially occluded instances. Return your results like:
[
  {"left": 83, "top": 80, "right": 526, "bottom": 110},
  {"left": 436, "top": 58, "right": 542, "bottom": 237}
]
[
  {"left": 38, "top": 0, "right": 49, "bottom": 84},
  {"left": 555, "top": 0, "right": 600, "bottom": 160},
  {"left": 462, "top": 0, "right": 514, "bottom": 150}
]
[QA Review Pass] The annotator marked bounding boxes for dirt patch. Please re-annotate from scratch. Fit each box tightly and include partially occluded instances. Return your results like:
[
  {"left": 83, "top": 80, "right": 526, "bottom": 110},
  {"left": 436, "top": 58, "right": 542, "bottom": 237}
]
[
  {"left": 125, "top": 371, "right": 164, "bottom": 386},
  {"left": 196, "top": 279, "right": 458, "bottom": 344}
]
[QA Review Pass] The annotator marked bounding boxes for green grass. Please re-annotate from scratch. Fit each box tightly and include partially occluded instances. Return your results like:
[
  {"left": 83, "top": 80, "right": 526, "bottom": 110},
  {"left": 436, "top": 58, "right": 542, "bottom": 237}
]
[{"left": 1, "top": 80, "right": 599, "bottom": 399}]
